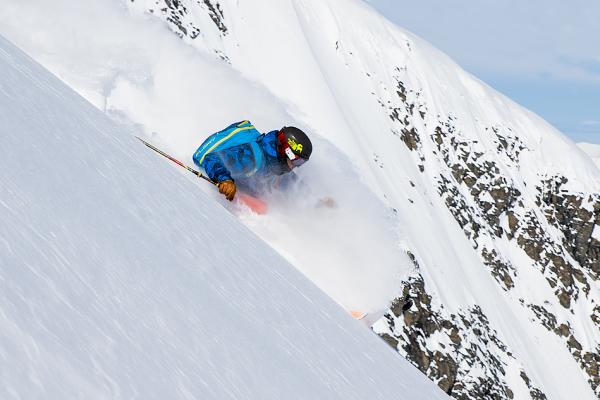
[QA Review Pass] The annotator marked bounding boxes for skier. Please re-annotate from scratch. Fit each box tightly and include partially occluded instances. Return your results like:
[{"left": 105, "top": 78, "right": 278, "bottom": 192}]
[{"left": 193, "top": 121, "right": 312, "bottom": 201}]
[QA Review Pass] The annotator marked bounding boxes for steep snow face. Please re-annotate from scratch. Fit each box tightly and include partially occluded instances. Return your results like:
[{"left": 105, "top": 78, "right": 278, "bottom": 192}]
[
  {"left": 2, "top": 0, "right": 599, "bottom": 399},
  {"left": 120, "top": 2, "right": 599, "bottom": 399},
  {"left": 0, "top": 34, "right": 450, "bottom": 400},
  {"left": 0, "top": 0, "right": 410, "bottom": 315}
]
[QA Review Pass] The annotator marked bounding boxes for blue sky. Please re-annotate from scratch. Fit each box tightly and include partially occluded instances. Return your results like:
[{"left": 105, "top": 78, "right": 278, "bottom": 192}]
[{"left": 366, "top": 0, "right": 600, "bottom": 143}]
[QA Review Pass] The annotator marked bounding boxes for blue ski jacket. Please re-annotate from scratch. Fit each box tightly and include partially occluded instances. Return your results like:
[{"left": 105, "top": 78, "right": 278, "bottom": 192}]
[{"left": 194, "top": 130, "right": 292, "bottom": 194}]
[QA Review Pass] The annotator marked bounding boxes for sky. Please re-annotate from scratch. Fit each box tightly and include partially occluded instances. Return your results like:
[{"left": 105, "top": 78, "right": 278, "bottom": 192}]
[{"left": 366, "top": 0, "right": 600, "bottom": 144}]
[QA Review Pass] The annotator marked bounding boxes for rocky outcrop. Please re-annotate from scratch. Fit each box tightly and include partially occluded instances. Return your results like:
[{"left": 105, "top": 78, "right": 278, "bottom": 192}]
[
  {"left": 385, "top": 77, "right": 600, "bottom": 396},
  {"left": 374, "top": 273, "right": 547, "bottom": 400},
  {"left": 201, "top": 0, "right": 227, "bottom": 34},
  {"left": 384, "top": 73, "right": 428, "bottom": 173},
  {"left": 519, "top": 371, "right": 548, "bottom": 400},
  {"left": 432, "top": 121, "right": 520, "bottom": 291},
  {"left": 132, "top": 0, "right": 227, "bottom": 39},
  {"left": 522, "top": 298, "right": 600, "bottom": 393},
  {"left": 537, "top": 175, "right": 600, "bottom": 281}
]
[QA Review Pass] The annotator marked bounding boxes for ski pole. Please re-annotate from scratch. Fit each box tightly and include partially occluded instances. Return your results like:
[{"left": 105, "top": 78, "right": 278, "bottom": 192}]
[
  {"left": 136, "top": 136, "right": 215, "bottom": 185},
  {"left": 137, "top": 136, "right": 268, "bottom": 214}
]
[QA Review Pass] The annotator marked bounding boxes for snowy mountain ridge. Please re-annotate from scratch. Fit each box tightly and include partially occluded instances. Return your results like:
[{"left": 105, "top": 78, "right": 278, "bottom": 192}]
[{"left": 1, "top": 0, "right": 599, "bottom": 399}]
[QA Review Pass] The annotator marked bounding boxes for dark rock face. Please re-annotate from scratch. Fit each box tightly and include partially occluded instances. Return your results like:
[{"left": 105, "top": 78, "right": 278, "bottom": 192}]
[
  {"left": 385, "top": 74, "right": 428, "bottom": 172},
  {"left": 519, "top": 371, "right": 548, "bottom": 400},
  {"left": 132, "top": 0, "right": 228, "bottom": 39},
  {"left": 432, "top": 122, "right": 519, "bottom": 291},
  {"left": 537, "top": 176, "right": 600, "bottom": 281},
  {"left": 375, "top": 274, "right": 547, "bottom": 400},
  {"left": 378, "top": 72, "right": 600, "bottom": 396},
  {"left": 518, "top": 299, "right": 600, "bottom": 394},
  {"left": 513, "top": 208, "right": 584, "bottom": 309},
  {"left": 202, "top": 0, "right": 227, "bottom": 34}
]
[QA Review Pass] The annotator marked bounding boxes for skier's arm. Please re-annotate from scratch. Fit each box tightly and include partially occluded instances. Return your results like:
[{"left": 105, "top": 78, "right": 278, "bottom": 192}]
[
  {"left": 202, "top": 152, "right": 233, "bottom": 183},
  {"left": 201, "top": 153, "right": 237, "bottom": 201}
]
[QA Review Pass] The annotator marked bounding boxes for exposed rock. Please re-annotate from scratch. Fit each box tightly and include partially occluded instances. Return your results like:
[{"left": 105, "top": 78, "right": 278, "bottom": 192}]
[
  {"left": 519, "top": 371, "right": 548, "bottom": 400},
  {"left": 432, "top": 123, "right": 519, "bottom": 289},
  {"left": 581, "top": 349, "right": 600, "bottom": 393},
  {"left": 526, "top": 301, "right": 600, "bottom": 394},
  {"left": 592, "top": 306, "right": 600, "bottom": 327},
  {"left": 375, "top": 274, "right": 546, "bottom": 400},
  {"left": 568, "top": 335, "right": 583, "bottom": 351},
  {"left": 416, "top": 112, "right": 599, "bottom": 396},
  {"left": 554, "top": 323, "right": 570, "bottom": 337},
  {"left": 132, "top": 0, "right": 228, "bottom": 41},
  {"left": 380, "top": 333, "right": 398, "bottom": 349},
  {"left": 489, "top": 126, "right": 525, "bottom": 164},
  {"left": 527, "top": 304, "right": 557, "bottom": 331},
  {"left": 400, "top": 127, "right": 420, "bottom": 151},
  {"left": 202, "top": 0, "right": 227, "bottom": 33},
  {"left": 386, "top": 75, "right": 428, "bottom": 167},
  {"left": 482, "top": 248, "right": 515, "bottom": 290},
  {"left": 538, "top": 175, "right": 600, "bottom": 280},
  {"left": 513, "top": 208, "right": 586, "bottom": 309}
]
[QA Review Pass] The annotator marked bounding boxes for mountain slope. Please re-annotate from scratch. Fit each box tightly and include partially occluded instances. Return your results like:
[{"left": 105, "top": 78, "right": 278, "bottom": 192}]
[
  {"left": 1, "top": 1, "right": 599, "bottom": 399},
  {"left": 124, "top": 2, "right": 600, "bottom": 398},
  {"left": 579, "top": 142, "right": 600, "bottom": 168},
  {"left": 0, "top": 34, "right": 449, "bottom": 400}
]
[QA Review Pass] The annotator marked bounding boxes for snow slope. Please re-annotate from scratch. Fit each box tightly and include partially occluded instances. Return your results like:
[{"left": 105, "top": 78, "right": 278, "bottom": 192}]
[
  {"left": 0, "top": 0, "right": 410, "bottom": 315},
  {"left": 120, "top": 3, "right": 598, "bottom": 398},
  {"left": 2, "top": 1, "right": 599, "bottom": 399},
  {"left": 578, "top": 142, "right": 600, "bottom": 168},
  {"left": 0, "top": 34, "right": 449, "bottom": 399}
]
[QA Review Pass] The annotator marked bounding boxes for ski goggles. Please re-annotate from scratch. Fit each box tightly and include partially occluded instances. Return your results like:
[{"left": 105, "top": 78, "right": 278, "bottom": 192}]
[
  {"left": 289, "top": 153, "right": 307, "bottom": 167},
  {"left": 278, "top": 131, "right": 308, "bottom": 167}
]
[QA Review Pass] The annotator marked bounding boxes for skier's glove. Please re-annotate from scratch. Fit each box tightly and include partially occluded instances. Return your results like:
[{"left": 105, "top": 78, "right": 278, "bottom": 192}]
[{"left": 217, "top": 180, "right": 237, "bottom": 201}]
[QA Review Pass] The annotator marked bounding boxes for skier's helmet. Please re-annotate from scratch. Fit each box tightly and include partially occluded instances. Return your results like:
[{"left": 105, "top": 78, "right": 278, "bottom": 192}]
[{"left": 277, "top": 126, "right": 312, "bottom": 167}]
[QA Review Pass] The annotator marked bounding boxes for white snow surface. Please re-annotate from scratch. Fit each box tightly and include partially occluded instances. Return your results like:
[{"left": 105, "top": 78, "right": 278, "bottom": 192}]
[
  {"left": 578, "top": 142, "right": 600, "bottom": 168},
  {"left": 0, "top": 34, "right": 449, "bottom": 400},
  {"left": 1, "top": 0, "right": 600, "bottom": 399},
  {"left": 0, "top": 0, "right": 409, "bottom": 315}
]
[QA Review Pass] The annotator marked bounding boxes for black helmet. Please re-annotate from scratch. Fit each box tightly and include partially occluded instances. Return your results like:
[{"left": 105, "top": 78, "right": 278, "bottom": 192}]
[{"left": 278, "top": 126, "right": 312, "bottom": 160}]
